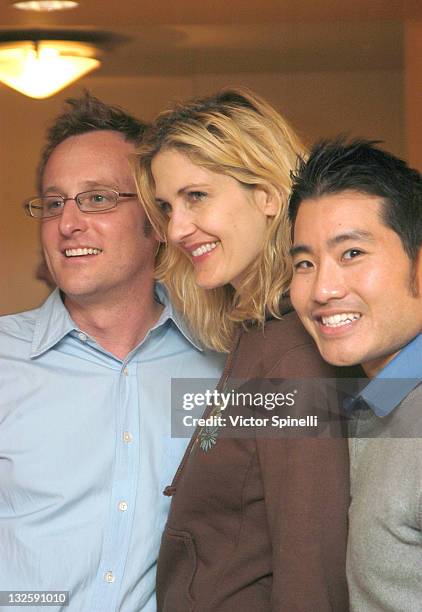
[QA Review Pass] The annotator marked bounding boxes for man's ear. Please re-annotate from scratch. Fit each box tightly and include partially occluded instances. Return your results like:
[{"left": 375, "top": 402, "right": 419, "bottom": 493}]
[
  {"left": 411, "top": 246, "right": 422, "bottom": 296},
  {"left": 254, "top": 186, "right": 279, "bottom": 218}
]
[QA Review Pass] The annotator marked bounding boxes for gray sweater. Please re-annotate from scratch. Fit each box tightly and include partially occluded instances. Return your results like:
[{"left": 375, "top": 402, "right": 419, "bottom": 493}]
[{"left": 348, "top": 385, "right": 422, "bottom": 612}]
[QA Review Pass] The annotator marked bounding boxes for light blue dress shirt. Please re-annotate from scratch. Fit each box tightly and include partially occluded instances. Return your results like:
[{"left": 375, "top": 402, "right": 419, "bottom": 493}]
[{"left": 0, "top": 286, "right": 224, "bottom": 612}]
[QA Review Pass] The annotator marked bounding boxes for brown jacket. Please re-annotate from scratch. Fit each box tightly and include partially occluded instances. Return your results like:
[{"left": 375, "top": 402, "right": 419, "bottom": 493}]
[{"left": 157, "top": 312, "right": 350, "bottom": 611}]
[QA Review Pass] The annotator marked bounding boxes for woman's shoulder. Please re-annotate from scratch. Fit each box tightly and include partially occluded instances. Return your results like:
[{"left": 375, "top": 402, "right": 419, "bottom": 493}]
[
  {"left": 231, "top": 311, "right": 339, "bottom": 378},
  {"left": 261, "top": 311, "right": 337, "bottom": 377},
  {"left": 264, "top": 310, "right": 313, "bottom": 346},
  {"left": 262, "top": 310, "right": 320, "bottom": 355}
]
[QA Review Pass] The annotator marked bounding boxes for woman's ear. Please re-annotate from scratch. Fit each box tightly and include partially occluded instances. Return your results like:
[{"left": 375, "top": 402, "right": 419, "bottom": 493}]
[{"left": 254, "top": 186, "right": 279, "bottom": 218}]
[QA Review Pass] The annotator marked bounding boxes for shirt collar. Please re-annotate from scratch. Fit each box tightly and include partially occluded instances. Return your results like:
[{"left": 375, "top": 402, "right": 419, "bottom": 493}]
[
  {"left": 151, "top": 283, "right": 203, "bottom": 351},
  {"left": 350, "top": 333, "right": 422, "bottom": 417},
  {"left": 31, "top": 288, "right": 76, "bottom": 358},
  {"left": 30, "top": 283, "right": 203, "bottom": 359}
]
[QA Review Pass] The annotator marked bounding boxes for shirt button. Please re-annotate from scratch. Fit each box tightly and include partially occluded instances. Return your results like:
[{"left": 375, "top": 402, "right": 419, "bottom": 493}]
[
  {"left": 78, "top": 332, "right": 87, "bottom": 342},
  {"left": 123, "top": 367, "right": 129, "bottom": 376},
  {"left": 123, "top": 431, "right": 133, "bottom": 443},
  {"left": 118, "top": 501, "right": 128, "bottom": 512},
  {"left": 104, "top": 571, "right": 115, "bottom": 583}
]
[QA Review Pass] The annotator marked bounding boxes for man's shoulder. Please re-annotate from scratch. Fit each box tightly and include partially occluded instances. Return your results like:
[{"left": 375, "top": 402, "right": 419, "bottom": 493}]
[
  {"left": 391, "top": 381, "right": 422, "bottom": 413},
  {"left": 0, "top": 306, "right": 40, "bottom": 341}
]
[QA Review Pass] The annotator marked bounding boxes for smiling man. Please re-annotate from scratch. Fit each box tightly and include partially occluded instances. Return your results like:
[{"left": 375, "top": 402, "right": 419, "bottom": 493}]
[
  {"left": 0, "top": 94, "right": 223, "bottom": 612},
  {"left": 288, "top": 138, "right": 422, "bottom": 611}
]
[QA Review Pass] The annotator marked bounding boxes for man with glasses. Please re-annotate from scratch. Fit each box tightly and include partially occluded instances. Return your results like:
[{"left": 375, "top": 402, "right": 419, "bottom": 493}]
[{"left": 0, "top": 94, "right": 223, "bottom": 611}]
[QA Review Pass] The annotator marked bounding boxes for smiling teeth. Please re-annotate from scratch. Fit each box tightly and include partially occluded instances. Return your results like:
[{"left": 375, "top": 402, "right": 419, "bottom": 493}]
[
  {"left": 65, "top": 248, "right": 102, "bottom": 257},
  {"left": 191, "top": 242, "right": 219, "bottom": 257},
  {"left": 321, "top": 313, "right": 361, "bottom": 327}
]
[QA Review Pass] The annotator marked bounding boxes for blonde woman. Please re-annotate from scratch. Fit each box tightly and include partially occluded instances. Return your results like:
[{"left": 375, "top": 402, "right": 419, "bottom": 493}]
[{"left": 136, "top": 89, "right": 349, "bottom": 611}]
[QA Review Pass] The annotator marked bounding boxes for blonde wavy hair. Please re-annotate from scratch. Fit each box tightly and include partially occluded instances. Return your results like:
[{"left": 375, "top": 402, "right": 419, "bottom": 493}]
[{"left": 135, "top": 88, "right": 305, "bottom": 352}]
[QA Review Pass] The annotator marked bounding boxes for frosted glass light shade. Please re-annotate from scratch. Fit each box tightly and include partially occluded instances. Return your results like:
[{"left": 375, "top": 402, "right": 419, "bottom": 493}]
[
  {"left": 0, "top": 41, "right": 100, "bottom": 99},
  {"left": 12, "top": 1, "right": 78, "bottom": 11}
]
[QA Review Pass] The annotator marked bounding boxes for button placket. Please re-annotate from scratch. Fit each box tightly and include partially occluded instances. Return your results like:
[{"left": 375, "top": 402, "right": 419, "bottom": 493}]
[
  {"left": 123, "top": 431, "right": 133, "bottom": 444},
  {"left": 104, "top": 571, "right": 115, "bottom": 583}
]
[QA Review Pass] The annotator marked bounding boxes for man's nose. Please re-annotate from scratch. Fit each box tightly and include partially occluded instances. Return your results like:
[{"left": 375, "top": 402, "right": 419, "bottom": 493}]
[
  {"left": 167, "top": 205, "right": 196, "bottom": 245},
  {"left": 312, "top": 260, "right": 347, "bottom": 304},
  {"left": 58, "top": 199, "right": 88, "bottom": 236}
]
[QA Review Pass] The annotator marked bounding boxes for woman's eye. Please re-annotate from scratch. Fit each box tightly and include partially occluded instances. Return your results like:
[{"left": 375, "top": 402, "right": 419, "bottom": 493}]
[
  {"left": 343, "top": 248, "right": 363, "bottom": 260},
  {"left": 187, "top": 191, "right": 207, "bottom": 202},
  {"left": 158, "top": 201, "right": 172, "bottom": 215}
]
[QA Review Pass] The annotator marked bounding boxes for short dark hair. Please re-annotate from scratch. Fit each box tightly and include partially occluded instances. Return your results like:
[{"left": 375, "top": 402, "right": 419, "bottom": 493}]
[
  {"left": 289, "top": 138, "right": 422, "bottom": 263},
  {"left": 37, "top": 91, "right": 148, "bottom": 192}
]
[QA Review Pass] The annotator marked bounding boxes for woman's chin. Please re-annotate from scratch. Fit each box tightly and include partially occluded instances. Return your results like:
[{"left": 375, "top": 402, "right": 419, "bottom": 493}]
[{"left": 194, "top": 272, "right": 229, "bottom": 291}]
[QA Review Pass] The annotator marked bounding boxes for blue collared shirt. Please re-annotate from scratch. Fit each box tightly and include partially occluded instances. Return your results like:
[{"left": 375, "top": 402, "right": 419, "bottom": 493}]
[
  {"left": 0, "top": 287, "right": 224, "bottom": 612},
  {"left": 349, "top": 333, "right": 422, "bottom": 417}
]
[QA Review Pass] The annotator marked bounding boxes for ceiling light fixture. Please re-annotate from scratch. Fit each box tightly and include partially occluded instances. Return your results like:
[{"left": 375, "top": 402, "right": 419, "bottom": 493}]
[
  {"left": 12, "top": 1, "right": 78, "bottom": 12},
  {"left": 0, "top": 30, "right": 123, "bottom": 99},
  {"left": 0, "top": 40, "right": 99, "bottom": 98}
]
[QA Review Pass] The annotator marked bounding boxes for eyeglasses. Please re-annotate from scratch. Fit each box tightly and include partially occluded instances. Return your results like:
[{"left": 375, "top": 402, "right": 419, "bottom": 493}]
[{"left": 24, "top": 189, "right": 138, "bottom": 219}]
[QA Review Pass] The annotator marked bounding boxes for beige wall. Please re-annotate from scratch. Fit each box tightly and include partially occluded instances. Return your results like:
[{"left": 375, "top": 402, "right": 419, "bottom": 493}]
[
  {"left": 405, "top": 20, "right": 422, "bottom": 170},
  {"left": 0, "top": 68, "right": 403, "bottom": 315}
]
